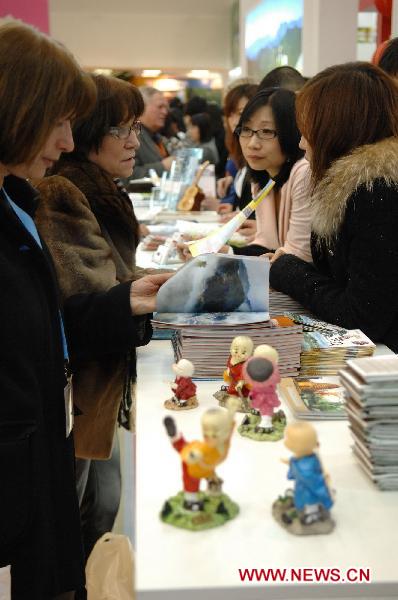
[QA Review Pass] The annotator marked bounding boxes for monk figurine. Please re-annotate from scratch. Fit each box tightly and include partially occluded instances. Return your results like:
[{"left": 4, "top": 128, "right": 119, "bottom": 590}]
[
  {"left": 272, "top": 422, "right": 335, "bottom": 535},
  {"left": 214, "top": 335, "right": 254, "bottom": 412},
  {"left": 164, "top": 359, "right": 198, "bottom": 410},
  {"left": 161, "top": 398, "right": 240, "bottom": 530}
]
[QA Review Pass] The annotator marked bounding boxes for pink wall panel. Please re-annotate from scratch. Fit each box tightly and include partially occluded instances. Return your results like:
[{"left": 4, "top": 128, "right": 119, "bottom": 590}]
[{"left": 0, "top": 0, "right": 49, "bottom": 33}]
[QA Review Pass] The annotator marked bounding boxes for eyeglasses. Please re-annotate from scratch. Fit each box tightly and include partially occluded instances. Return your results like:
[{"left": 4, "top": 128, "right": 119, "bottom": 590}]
[
  {"left": 235, "top": 125, "right": 277, "bottom": 140},
  {"left": 108, "top": 121, "right": 142, "bottom": 140}
]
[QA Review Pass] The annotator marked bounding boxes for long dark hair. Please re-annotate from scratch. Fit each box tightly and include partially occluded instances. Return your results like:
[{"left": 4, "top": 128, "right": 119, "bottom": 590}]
[{"left": 236, "top": 87, "right": 304, "bottom": 189}]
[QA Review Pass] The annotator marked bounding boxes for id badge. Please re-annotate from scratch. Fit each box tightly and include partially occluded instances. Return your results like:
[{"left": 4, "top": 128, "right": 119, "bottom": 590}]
[{"left": 64, "top": 375, "right": 74, "bottom": 438}]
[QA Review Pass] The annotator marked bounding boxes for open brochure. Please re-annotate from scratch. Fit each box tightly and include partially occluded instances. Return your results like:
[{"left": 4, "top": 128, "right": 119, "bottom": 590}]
[{"left": 154, "top": 253, "right": 269, "bottom": 326}]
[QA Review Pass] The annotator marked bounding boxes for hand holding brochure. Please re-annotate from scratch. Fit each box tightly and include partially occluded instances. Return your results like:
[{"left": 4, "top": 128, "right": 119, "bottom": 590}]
[{"left": 187, "top": 179, "right": 275, "bottom": 257}]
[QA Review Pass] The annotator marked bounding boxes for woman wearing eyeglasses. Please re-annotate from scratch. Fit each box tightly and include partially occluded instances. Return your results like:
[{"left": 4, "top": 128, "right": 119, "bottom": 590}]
[
  {"left": 35, "top": 74, "right": 152, "bottom": 572},
  {"left": 232, "top": 88, "right": 312, "bottom": 262}
]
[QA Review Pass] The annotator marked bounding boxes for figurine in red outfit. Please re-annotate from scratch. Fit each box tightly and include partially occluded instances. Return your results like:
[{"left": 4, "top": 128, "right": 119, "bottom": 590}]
[
  {"left": 215, "top": 335, "right": 254, "bottom": 411},
  {"left": 165, "top": 359, "right": 198, "bottom": 410}
]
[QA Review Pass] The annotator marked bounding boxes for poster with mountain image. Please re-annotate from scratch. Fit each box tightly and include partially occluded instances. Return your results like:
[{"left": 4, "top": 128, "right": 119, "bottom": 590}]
[{"left": 154, "top": 253, "right": 269, "bottom": 325}]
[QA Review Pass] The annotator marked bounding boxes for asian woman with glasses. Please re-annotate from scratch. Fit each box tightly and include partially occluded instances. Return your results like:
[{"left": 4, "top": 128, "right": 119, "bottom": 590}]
[
  {"left": 232, "top": 88, "right": 312, "bottom": 262},
  {"left": 35, "top": 74, "right": 168, "bottom": 583}
]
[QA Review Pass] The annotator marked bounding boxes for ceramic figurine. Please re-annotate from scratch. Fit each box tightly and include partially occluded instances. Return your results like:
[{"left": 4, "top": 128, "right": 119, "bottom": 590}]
[
  {"left": 272, "top": 422, "right": 335, "bottom": 535},
  {"left": 164, "top": 359, "right": 198, "bottom": 410},
  {"left": 238, "top": 345, "right": 286, "bottom": 441},
  {"left": 160, "top": 398, "right": 239, "bottom": 530},
  {"left": 214, "top": 335, "right": 254, "bottom": 412}
]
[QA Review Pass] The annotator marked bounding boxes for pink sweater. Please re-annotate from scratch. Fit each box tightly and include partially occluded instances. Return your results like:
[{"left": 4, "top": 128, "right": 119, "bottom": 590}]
[{"left": 251, "top": 158, "right": 312, "bottom": 262}]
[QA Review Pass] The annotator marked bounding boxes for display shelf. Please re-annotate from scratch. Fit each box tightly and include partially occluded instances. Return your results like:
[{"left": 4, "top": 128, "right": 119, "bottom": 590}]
[{"left": 135, "top": 341, "right": 398, "bottom": 599}]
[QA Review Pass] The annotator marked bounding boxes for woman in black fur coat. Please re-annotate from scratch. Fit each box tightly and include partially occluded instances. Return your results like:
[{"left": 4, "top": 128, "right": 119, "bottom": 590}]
[{"left": 269, "top": 62, "right": 398, "bottom": 351}]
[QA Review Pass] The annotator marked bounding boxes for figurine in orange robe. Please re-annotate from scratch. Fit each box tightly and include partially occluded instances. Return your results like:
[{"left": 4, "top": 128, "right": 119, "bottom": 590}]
[
  {"left": 215, "top": 335, "right": 254, "bottom": 411},
  {"left": 164, "top": 399, "right": 238, "bottom": 511}
]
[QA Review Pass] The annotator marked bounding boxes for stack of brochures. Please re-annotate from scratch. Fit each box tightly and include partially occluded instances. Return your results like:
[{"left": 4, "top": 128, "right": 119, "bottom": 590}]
[
  {"left": 279, "top": 376, "right": 347, "bottom": 420},
  {"left": 153, "top": 253, "right": 303, "bottom": 379},
  {"left": 169, "top": 316, "right": 303, "bottom": 379},
  {"left": 269, "top": 290, "right": 312, "bottom": 317},
  {"left": 340, "top": 355, "right": 398, "bottom": 491},
  {"left": 284, "top": 314, "right": 376, "bottom": 376}
]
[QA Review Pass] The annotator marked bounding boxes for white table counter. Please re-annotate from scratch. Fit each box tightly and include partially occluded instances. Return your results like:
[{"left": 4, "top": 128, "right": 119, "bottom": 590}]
[{"left": 135, "top": 341, "right": 398, "bottom": 600}]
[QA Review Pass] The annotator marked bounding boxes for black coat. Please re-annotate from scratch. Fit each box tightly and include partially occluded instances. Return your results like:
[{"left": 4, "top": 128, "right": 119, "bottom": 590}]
[
  {"left": 270, "top": 137, "right": 398, "bottom": 352},
  {"left": 0, "top": 176, "right": 145, "bottom": 598}
]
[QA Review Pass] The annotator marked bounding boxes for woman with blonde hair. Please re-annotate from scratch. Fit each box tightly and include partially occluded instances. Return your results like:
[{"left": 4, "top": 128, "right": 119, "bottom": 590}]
[
  {"left": 0, "top": 20, "right": 169, "bottom": 599},
  {"left": 270, "top": 62, "right": 398, "bottom": 351}
]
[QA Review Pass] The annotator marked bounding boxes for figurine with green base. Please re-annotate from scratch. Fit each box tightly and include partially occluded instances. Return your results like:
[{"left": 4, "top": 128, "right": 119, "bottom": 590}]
[
  {"left": 214, "top": 335, "right": 254, "bottom": 412},
  {"left": 238, "top": 345, "right": 286, "bottom": 441},
  {"left": 161, "top": 399, "right": 239, "bottom": 530},
  {"left": 272, "top": 422, "right": 335, "bottom": 535}
]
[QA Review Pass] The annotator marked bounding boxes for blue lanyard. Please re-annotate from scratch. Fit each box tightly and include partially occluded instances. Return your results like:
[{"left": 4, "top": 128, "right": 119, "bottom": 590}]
[{"left": 3, "top": 188, "right": 69, "bottom": 361}]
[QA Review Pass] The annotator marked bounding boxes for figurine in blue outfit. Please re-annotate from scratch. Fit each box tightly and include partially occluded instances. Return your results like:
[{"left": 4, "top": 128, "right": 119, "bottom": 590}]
[{"left": 272, "top": 422, "right": 335, "bottom": 535}]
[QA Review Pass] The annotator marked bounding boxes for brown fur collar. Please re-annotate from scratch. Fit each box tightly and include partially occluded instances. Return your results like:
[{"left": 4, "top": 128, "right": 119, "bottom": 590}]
[
  {"left": 51, "top": 157, "right": 138, "bottom": 238},
  {"left": 312, "top": 136, "right": 398, "bottom": 240}
]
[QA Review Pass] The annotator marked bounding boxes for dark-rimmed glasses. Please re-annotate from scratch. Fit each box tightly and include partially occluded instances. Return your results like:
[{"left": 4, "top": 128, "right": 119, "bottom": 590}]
[
  {"left": 235, "top": 125, "right": 277, "bottom": 140},
  {"left": 108, "top": 121, "right": 142, "bottom": 140}
]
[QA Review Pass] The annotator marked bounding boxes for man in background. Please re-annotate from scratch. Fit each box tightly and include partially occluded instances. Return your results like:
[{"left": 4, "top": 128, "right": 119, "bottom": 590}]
[{"left": 131, "top": 86, "right": 175, "bottom": 179}]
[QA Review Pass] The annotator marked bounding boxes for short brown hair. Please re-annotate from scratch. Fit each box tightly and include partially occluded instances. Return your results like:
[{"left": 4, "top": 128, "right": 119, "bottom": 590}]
[
  {"left": 223, "top": 82, "right": 258, "bottom": 167},
  {"left": 296, "top": 62, "right": 398, "bottom": 185},
  {"left": 0, "top": 20, "right": 96, "bottom": 166},
  {"left": 70, "top": 74, "right": 145, "bottom": 157}
]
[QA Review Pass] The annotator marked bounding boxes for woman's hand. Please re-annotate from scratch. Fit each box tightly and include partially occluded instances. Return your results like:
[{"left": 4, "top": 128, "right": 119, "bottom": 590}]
[
  {"left": 218, "top": 203, "right": 234, "bottom": 215},
  {"left": 237, "top": 219, "right": 257, "bottom": 243},
  {"left": 261, "top": 247, "right": 286, "bottom": 264},
  {"left": 139, "top": 223, "right": 150, "bottom": 238},
  {"left": 219, "top": 209, "right": 238, "bottom": 223},
  {"left": 141, "top": 234, "right": 167, "bottom": 251},
  {"left": 175, "top": 241, "right": 193, "bottom": 262},
  {"left": 130, "top": 272, "right": 174, "bottom": 315},
  {"left": 251, "top": 182, "right": 260, "bottom": 198},
  {"left": 217, "top": 175, "right": 233, "bottom": 198}
]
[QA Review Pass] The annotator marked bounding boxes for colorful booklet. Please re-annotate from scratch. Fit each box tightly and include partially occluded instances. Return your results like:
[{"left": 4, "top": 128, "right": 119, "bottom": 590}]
[
  {"left": 154, "top": 253, "right": 269, "bottom": 326},
  {"left": 284, "top": 313, "right": 375, "bottom": 376},
  {"left": 279, "top": 376, "right": 347, "bottom": 419}
]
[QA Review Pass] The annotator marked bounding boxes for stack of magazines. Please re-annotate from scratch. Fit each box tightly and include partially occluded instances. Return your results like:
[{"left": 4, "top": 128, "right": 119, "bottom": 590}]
[
  {"left": 269, "top": 290, "right": 312, "bottom": 317},
  {"left": 284, "top": 314, "right": 376, "bottom": 376},
  {"left": 153, "top": 254, "right": 302, "bottom": 378},
  {"left": 340, "top": 355, "right": 398, "bottom": 491},
  {"left": 169, "top": 316, "right": 303, "bottom": 379}
]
